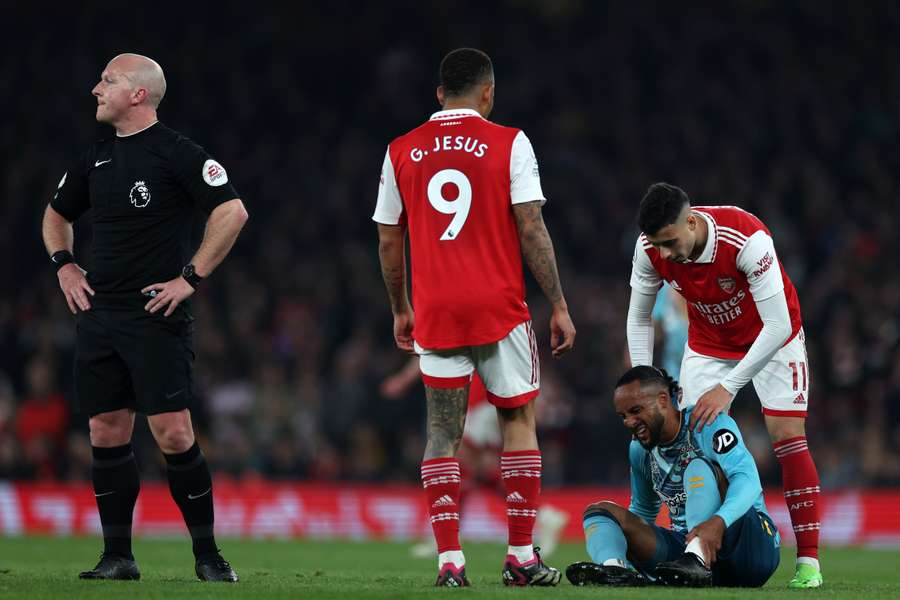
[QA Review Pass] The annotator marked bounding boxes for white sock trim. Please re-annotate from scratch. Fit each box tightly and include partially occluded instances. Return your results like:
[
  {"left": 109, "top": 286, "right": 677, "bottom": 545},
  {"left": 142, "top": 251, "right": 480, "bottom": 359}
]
[
  {"left": 438, "top": 550, "right": 465, "bottom": 569},
  {"left": 602, "top": 558, "right": 627, "bottom": 568},
  {"left": 796, "top": 556, "right": 820, "bottom": 571},
  {"left": 508, "top": 544, "right": 534, "bottom": 563},
  {"left": 685, "top": 537, "right": 707, "bottom": 566}
]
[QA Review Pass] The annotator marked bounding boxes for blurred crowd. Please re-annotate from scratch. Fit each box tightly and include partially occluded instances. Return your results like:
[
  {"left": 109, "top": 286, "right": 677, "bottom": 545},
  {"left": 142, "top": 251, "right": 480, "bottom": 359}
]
[{"left": 1, "top": 2, "right": 898, "bottom": 487}]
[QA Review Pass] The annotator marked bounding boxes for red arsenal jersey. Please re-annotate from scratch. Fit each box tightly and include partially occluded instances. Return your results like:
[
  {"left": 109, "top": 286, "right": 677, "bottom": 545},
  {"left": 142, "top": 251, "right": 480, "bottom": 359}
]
[
  {"left": 631, "top": 206, "right": 803, "bottom": 359},
  {"left": 373, "top": 109, "right": 545, "bottom": 349}
]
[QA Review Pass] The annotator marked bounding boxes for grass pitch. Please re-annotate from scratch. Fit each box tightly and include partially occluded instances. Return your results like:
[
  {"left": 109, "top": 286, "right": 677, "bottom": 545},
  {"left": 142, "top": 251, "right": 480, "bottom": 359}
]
[{"left": 1, "top": 537, "right": 898, "bottom": 599}]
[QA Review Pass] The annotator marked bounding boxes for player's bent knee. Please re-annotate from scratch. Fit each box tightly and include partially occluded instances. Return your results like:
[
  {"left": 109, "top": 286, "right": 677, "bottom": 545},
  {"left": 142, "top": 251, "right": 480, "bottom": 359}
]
[{"left": 583, "top": 500, "right": 624, "bottom": 524}]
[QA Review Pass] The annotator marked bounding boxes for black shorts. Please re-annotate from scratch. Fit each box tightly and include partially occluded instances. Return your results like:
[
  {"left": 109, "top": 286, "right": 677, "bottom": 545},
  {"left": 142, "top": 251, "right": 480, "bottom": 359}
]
[{"left": 74, "top": 303, "right": 195, "bottom": 417}]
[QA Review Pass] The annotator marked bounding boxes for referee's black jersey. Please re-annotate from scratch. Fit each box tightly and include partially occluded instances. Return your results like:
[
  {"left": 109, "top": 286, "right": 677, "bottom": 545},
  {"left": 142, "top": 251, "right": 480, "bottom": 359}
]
[{"left": 51, "top": 122, "right": 239, "bottom": 296}]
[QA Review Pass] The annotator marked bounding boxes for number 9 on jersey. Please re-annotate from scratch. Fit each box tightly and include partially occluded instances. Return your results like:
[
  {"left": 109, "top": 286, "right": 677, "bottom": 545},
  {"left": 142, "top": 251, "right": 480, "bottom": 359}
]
[{"left": 427, "top": 169, "right": 471, "bottom": 241}]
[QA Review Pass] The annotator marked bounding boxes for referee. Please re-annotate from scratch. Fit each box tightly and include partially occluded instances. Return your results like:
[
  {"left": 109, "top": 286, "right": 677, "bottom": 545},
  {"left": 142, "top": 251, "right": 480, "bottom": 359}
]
[{"left": 41, "top": 54, "right": 248, "bottom": 582}]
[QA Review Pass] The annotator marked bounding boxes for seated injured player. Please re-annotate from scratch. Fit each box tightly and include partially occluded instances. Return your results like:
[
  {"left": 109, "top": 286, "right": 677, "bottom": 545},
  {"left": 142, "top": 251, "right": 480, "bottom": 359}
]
[{"left": 566, "top": 366, "right": 780, "bottom": 587}]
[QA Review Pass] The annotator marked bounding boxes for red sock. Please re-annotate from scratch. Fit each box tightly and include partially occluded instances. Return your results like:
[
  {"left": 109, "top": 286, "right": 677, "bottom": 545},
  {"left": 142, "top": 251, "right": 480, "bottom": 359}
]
[
  {"left": 774, "top": 436, "right": 821, "bottom": 560},
  {"left": 421, "top": 458, "right": 462, "bottom": 553},
  {"left": 501, "top": 450, "right": 542, "bottom": 547}
]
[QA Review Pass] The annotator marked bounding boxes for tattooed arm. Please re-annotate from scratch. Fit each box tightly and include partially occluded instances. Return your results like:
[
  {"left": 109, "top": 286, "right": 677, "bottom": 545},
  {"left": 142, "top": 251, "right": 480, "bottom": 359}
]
[
  {"left": 512, "top": 201, "right": 576, "bottom": 356},
  {"left": 377, "top": 223, "right": 415, "bottom": 352}
]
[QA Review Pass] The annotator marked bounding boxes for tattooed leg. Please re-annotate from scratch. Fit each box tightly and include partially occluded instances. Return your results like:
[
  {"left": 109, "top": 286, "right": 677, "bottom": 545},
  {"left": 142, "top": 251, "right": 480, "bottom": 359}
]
[
  {"left": 423, "top": 384, "right": 470, "bottom": 460},
  {"left": 421, "top": 384, "right": 468, "bottom": 560}
]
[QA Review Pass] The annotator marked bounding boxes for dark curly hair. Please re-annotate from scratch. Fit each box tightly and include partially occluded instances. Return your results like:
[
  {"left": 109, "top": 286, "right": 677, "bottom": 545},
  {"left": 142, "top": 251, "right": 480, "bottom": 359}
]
[{"left": 615, "top": 365, "right": 680, "bottom": 404}]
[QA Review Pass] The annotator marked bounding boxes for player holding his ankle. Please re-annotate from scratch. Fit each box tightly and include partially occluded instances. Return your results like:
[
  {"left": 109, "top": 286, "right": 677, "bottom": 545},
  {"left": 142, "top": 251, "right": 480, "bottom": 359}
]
[{"left": 566, "top": 366, "right": 780, "bottom": 588}]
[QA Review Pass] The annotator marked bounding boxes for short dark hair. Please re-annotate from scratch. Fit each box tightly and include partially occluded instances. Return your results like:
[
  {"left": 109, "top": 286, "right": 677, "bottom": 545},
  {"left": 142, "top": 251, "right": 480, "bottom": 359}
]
[
  {"left": 637, "top": 183, "right": 691, "bottom": 235},
  {"left": 615, "top": 365, "right": 679, "bottom": 403},
  {"left": 440, "top": 48, "right": 494, "bottom": 97}
]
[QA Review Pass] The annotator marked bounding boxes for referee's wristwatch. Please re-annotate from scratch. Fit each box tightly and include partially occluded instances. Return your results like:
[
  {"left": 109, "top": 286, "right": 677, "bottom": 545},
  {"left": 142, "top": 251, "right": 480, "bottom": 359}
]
[{"left": 181, "top": 264, "right": 203, "bottom": 288}]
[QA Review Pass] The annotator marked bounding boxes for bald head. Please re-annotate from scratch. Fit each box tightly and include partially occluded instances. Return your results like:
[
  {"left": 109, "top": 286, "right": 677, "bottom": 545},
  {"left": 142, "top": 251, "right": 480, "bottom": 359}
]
[{"left": 108, "top": 53, "right": 167, "bottom": 108}]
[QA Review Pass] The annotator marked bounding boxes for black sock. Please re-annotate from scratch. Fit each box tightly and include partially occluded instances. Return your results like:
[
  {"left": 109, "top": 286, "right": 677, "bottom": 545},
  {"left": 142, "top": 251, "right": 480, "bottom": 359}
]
[
  {"left": 164, "top": 442, "right": 217, "bottom": 558},
  {"left": 92, "top": 444, "right": 140, "bottom": 560}
]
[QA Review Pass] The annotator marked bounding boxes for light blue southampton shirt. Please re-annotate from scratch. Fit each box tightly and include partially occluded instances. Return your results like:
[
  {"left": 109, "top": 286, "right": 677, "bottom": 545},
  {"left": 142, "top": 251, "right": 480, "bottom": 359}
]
[{"left": 627, "top": 410, "right": 773, "bottom": 537}]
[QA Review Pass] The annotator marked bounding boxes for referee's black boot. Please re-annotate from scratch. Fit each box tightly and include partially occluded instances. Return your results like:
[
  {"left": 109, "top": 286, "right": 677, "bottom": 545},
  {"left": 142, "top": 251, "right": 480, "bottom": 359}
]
[
  {"left": 195, "top": 552, "right": 238, "bottom": 582},
  {"left": 78, "top": 553, "right": 141, "bottom": 580},
  {"left": 654, "top": 553, "right": 712, "bottom": 587}
]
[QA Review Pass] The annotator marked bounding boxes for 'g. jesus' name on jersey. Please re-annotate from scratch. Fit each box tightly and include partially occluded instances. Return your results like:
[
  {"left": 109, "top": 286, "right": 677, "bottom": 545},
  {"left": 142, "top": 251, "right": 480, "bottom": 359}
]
[
  {"left": 51, "top": 122, "right": 239, "bottom": 296},
  {"left": 373, "top": 109, "right": 545, "bottom": 349},
  {"left": 630, "top": 206, "right": 802, "bottom": 360}
]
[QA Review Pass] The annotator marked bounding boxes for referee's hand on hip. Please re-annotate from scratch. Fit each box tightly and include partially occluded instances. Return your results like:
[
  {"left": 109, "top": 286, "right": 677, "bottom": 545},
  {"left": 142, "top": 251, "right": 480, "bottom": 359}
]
[
  {"left": 57, "top": 263, "right": 94, "bottom": 314},
  {"left": 142, "top": 276, "right": 195, "bottom": 317}
]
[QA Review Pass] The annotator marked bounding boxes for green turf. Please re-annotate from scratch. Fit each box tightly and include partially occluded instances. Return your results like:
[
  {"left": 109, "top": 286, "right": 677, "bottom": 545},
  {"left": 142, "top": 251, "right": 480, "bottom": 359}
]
[{"left": 0, "top": 537, "right": 898, "bottom": 599}]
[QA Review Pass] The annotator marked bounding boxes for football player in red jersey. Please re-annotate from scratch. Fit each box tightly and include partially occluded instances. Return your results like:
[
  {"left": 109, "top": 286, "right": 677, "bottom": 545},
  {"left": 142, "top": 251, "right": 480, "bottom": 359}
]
[
  {"left": 626, "top": 183, "right": 823, "bottom": 589},
  {"left": 374, "top": 48, "right": 575, "bottom": 587}
]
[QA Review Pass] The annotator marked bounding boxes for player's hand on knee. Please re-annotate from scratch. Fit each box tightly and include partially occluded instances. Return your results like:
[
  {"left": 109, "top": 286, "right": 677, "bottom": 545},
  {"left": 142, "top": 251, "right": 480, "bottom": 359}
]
[
  {"left": 689, "top": 384, "right": 733, "bottom": 431},
  {"left": 550, "top": 306, "right": 576, "bottom": 357},
  {"left": 142, "top": 276, "right": 195, "bottom": 317},
  {"left": 57, "top": 263, "right": 94, "bottom": 314}
]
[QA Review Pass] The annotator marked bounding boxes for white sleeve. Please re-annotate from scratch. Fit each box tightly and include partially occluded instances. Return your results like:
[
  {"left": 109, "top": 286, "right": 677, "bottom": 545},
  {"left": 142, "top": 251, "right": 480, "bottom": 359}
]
[
  {"left": 736, "top": 231, "right": 784, "bottom": 301},
  {"left": 629, "top": 237, "right": 663, "bottom": 295},
  {"left": 372, "top": 148, "right": 404, "bottom": 225},
  {"left": 627, "top": 288, "right": 657, "bottom": 367},
  {"left": 720, "top": 290, "right": 793, "bottom": 394},
  {"left": 509, "top": 131, "right": 546, "bottom": 205}
]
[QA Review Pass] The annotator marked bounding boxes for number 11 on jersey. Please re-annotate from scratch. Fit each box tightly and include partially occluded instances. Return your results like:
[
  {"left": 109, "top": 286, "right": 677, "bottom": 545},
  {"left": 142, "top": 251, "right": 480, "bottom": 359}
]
[{"left": 427, "top": 169, "right": 471, "bottom": 241}]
